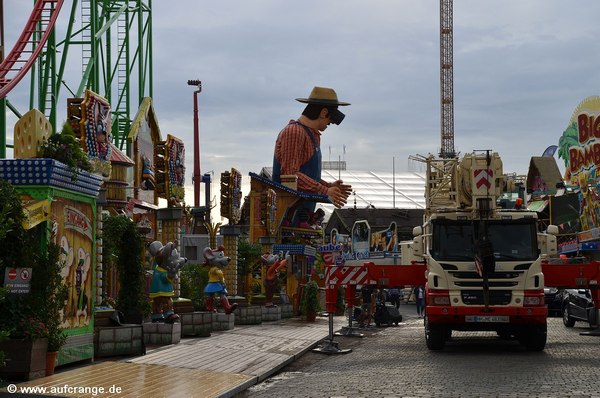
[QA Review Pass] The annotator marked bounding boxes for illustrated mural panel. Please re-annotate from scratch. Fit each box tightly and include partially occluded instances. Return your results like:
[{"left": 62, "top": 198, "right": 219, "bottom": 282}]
[
  {"left": 165, "top": 134, "right": 185, "bottom": 206},
  {"left": 558, "top": 96, "right": 600, "bottom": 230},
  {"left": 52, "top": 197, "right": 94, "bottom": 329},
  {"left": 370, "top": 222, "right": 398, "bottom": 252},
  {"left": 81, "top": 90, "right": 112, "bottom": 179},
  {"left": 137, "top": 114, "right": 156, "bottom": 204}
]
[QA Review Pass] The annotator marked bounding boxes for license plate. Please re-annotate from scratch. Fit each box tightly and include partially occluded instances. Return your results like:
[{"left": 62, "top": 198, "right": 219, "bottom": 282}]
[{"left": 465, "top": 315, "right": 509, "bottom": 323}]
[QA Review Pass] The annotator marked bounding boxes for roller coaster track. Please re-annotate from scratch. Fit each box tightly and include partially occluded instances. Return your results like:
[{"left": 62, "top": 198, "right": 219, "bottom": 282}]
[{"left": 0, "top": 0, "right": 64, "bottom": 99}]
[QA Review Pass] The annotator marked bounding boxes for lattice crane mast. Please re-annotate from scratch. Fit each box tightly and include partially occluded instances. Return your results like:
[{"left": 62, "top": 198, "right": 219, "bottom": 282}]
[{"left": 440, "top": 0, "right": 456, "bottom": 159}]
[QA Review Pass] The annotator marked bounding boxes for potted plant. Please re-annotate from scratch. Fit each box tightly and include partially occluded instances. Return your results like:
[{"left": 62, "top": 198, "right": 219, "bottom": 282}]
[
  {"left": 0, "top": 314, "right": 49, "bottom": 380},
  {"left": 300, "top": 280, "right": 322, "bottom": 322},
  {"left": 25, "top": 239, "right": 69, "bottom": 375},
  {"left": 45, "top": 327, "right": 67, "bottom": 376},
  {"left": 39, "top": 122, "right": 93, "bottom": 180}
]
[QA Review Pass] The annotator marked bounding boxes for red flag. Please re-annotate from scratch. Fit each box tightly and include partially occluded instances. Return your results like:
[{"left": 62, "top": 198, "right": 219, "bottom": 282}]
[{"left": 475, "top": 256, "right": 483, "bottom": 278}]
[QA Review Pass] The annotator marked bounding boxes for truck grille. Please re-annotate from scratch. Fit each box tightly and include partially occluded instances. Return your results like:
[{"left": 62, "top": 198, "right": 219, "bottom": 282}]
[
  {"left": 449, "top": 271, "right": 521, "bottom": 288},
  {"left": 455, "top": 281, "right": 518, "bottom": 288},
  {"left": 461, "top": 290, "right": 512, "bottom": 305},
  {"left": 450, "top": 271, "right": 522, "bottom": 279}
]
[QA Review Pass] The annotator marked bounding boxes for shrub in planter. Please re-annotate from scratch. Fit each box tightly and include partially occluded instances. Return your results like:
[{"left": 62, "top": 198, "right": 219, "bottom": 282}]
[
  {"left": 179, "top": 264, "right": 209, "bottom": 311},
  {"left": 27, "top": 242, "right": 68, "bottom": 352},
  {"left": 0, "top": 288, "right": 7, "bottom": 367},
  {"left": 102, "top": 215, "right": 148, "bottom": 323},
  {"left": 0, "top": 180, "right": 65, "bottom": 379},
  {"left": 237, "top": 236, "right": 262, "bottom": 297},
  {"left": 300, "top": 280, "right": 321, "bottom": 321},
  {"left": 39, "top": 122, "right": 92, "bottom": 180}
]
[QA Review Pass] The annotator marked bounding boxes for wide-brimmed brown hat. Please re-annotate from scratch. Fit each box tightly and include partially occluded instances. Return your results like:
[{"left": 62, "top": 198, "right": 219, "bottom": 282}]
[{"left": 296, "top": 86, "right": 350, "bottom": 106}]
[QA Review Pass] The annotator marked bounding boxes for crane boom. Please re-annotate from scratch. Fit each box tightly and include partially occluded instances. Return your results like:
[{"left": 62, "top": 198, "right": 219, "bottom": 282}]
[{"left": 440, "top": 0, "right": 455, "bottom": 158}]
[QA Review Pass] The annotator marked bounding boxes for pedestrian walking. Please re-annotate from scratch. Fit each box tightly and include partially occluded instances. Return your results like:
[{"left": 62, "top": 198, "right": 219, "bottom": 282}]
[
  {"left": 414, "top": 285, "right": 425, "bottom": 317},
  {"left": 359, "top": 285, "right": 375, "bottom": 327}
]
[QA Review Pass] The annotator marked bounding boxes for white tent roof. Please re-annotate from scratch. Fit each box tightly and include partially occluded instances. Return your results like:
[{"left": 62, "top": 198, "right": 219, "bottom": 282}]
[
  {"left": 320, "top": 170, "right": 426, "bottom": 210},
  {"left": 255, "top": 167, "right": 426, "bottom": 221}
]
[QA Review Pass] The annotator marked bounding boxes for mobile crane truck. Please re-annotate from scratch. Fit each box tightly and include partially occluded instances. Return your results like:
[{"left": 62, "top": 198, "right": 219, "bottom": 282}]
[{"left": 411, "top": 151, "right": 558, "bottom": 351}]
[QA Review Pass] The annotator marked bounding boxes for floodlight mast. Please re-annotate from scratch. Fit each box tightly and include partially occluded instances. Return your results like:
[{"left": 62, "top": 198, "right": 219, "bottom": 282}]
[{"left": 188, "top": 79, "right": 202, "bottom": 207}]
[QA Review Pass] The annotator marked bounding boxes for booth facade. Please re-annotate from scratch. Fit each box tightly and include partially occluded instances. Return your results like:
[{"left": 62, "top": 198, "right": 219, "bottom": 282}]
[{"left": 0, "top": 158, "right": 102, "bottom": 365}]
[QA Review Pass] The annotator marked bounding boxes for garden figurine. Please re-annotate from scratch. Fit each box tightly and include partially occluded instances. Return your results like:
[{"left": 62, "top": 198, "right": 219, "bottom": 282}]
[
  {"left": 203, "top": 246, "right": 238, "bottom": 314},
  {"left": 261, "top": 251, "right": 289, "bottom": 307},
  {"left": 148, "top": 240, "right": 188, "bottom": 323}
]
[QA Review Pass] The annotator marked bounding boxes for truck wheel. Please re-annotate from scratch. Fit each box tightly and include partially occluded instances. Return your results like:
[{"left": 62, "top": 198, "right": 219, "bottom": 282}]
[
  {"left": 522, "top": 325, "right": 547, "bottom": 351},
  {"left": 563, "top": 306, "right": 576, "bottom": 327},
  {"left": 425, "top": 317, "right": 445, "bottom": 350}
]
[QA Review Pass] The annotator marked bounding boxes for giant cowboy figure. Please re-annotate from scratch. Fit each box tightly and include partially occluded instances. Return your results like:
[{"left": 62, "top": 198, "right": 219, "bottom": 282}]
[{"left": 272, "top": 87, "right": 352, "bottom": 225}]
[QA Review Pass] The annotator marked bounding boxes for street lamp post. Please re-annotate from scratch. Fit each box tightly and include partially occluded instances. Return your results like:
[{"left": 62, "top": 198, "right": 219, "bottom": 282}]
[{"left": 187, "top": 79, "right": 202, "bottom": 207}]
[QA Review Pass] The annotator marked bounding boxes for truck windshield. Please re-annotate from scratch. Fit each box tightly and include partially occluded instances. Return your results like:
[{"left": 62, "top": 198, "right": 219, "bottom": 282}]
[{"left": 431, "top": 219, "right": 538, "bottom": 261}]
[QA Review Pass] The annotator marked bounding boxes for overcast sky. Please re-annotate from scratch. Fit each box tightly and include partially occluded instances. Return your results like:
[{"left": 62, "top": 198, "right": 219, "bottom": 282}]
[{"left": 5, "top": 0, "right": 600, "bottom": 184}]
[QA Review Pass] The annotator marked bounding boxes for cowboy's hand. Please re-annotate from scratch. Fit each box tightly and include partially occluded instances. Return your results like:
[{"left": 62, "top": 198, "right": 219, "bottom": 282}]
[
  {"left": 327, "top": 185, "right": 348, "bottom": 208},
  {"left": 331, "top": 180, "right": 352, "bottom": 199}
]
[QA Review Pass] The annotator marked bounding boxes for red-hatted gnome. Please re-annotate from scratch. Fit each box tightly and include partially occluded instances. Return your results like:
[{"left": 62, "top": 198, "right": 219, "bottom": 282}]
[
  {"left": 261, "top": 251, "right": 290, "bottom": 307},
  {"left": 148, "top": 240, "right": 187, "bottom": 323},
  {"left": 203, "top": 246, "right": 238, "bottom": 314}
]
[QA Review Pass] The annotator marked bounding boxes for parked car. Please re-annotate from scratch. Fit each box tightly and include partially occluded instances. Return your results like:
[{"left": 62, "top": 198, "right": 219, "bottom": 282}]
[
  {"left": 544, "top": 287, "right": 562, "bottom": 317},
  {"left": 562, "top": 289, "right": 597, "bottom": 328}
]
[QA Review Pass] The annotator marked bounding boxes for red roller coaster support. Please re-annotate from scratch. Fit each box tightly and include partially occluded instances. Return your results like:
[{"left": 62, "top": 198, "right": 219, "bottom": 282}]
[{"left": 0, "top": 0, "right": 64, "bottom": 99}]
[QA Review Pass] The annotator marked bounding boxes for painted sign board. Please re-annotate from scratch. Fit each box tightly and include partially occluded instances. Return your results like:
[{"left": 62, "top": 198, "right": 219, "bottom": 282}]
[
  {"left": 81, "top": 90, "right": 112, "bottom": 179},
  {"left": 53, "top": 197, "right": 94, "bottom": 329},
  {"left": 3, "top": 267, "right": 32, "bottom": 294},
  {"left": 370, "top": 221, "right": 398, "bottom": 252},
  {"left": 351, "top": 220, "right": 371, "bottom": 259},
  {"left": 21, "top": 199, "right": 52, "bottom": 230},
  {"left": 558, "top": 96, "right": 600, "bottom": 231}
]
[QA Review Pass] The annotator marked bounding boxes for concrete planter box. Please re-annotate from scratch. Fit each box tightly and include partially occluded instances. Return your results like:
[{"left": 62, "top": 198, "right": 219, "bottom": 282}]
[
  {"left": 0, "top": 338, "right": 48, "bottom": 381},
  {"left": 211, "top": 313, "right": 235, "bottom": 331},
  {"left": 180, "top": 312, "right": 212, "bottom": 337},
  {"left": 95, "top": 325, "right": 144, "bottom": 358},
  {"left": 280, "top": 303, "right": 294, "bottom": 319},
  {"left": 262, "top": 306, "right": 282, "bottom": 322},
  {"left": 143, "top": 322, "right": 181, "bottom": 345},
  {"left": 234, "top": 306, "right": 263, "bottom": 325}
]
